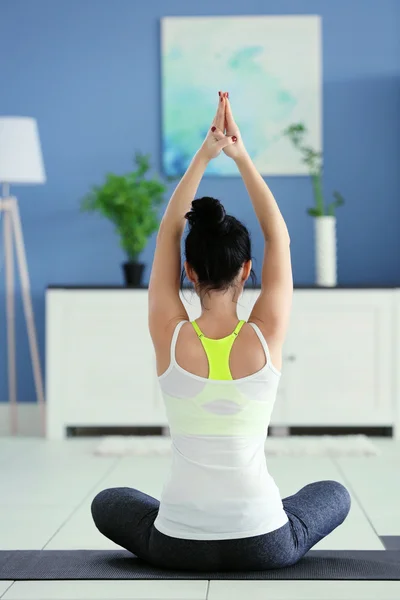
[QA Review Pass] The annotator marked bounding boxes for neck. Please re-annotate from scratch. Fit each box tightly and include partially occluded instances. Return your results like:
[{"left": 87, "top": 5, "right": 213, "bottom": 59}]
[{"left": 198, "top": 287, "right": 242, "bottom": 321}]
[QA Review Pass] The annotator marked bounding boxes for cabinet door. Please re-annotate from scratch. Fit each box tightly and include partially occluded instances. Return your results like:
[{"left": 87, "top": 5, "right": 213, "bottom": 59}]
[
  {"left": 283, "top": 291, "right": 393, "bottom": 426},
  {"left": 59, "top": 291, "right": 166, "bottom": 426}
]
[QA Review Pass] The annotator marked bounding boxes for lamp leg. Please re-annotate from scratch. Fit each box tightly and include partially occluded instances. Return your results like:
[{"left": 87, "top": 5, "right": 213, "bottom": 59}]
[
  {"left": 10, "top": 198, "right": 46, "bottom": 435},
  {"left": 3, "top": 205, "right": 17, "bottom": 435}
]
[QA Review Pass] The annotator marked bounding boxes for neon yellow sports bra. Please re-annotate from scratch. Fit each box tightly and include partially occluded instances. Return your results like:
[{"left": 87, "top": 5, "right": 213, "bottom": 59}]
[{"left": 191, "top": 320, "right": 246, "bottom": 381}]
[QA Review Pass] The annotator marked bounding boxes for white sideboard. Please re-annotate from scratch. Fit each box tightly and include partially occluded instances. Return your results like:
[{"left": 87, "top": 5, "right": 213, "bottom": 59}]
[{"left": 46, "top": 287, "right": 399, "bottom": 439}]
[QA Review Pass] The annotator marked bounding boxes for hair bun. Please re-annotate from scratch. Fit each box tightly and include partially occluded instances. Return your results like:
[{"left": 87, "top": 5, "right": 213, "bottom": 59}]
[{"left": 185, "top": 197, "right": 228, "bottom": 233}]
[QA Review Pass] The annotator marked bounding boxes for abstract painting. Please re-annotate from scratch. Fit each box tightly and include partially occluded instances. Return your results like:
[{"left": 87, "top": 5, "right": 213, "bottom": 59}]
[{"left": 161, "top": 15, "right": 322, "bottom": 176}]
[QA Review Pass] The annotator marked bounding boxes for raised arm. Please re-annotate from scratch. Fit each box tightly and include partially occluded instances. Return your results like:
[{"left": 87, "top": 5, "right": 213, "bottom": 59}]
[
  {"left": 223, "top": 96, "right": 293, "bottom": 366},
  {"left": 148, "top": 95, "right": 235, "bottom": 344}
]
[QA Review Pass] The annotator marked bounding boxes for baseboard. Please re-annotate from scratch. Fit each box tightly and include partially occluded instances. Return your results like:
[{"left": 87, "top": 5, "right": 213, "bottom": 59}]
[
  {"left": 290, "top": 425, "right": 393, "bottom": 437},
  {"left": 0, "top": 403, "right": 42, "bottom": 437}
]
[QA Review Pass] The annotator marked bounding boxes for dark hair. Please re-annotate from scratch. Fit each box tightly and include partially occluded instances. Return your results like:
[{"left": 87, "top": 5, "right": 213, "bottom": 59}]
[{"left": 182, "top": 196, "right": 256, "bottom": 293}]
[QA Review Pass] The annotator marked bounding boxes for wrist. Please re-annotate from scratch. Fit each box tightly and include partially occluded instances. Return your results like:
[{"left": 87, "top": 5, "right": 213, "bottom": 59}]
[
  {"left": 195, "top": 148, "right": 211, "bottom": 167},
  {"left": 234, "top": 151, "right": 251, "bottom": 168}
]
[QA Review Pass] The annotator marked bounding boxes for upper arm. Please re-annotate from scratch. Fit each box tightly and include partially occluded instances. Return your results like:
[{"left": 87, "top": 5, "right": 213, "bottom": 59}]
[
  {"left": 249, "top": 237, "right": 293, "bottom": 346},
  {"left": 148, "top": 225, "right": 188, "bottom": 345}
]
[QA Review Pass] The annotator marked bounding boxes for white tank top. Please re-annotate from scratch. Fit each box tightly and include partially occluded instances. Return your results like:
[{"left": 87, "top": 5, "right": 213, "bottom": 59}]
[{"left": 154, "top": 320, "right": 289, "bottom": 540}]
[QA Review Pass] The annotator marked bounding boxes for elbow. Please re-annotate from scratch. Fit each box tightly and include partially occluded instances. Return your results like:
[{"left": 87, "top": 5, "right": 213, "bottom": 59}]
[
  {"left": 265, "top": 229, "right": 291, "bottom": 246},
  {"left": 156, "top": 219, "right": 183, "bottom": 246}
]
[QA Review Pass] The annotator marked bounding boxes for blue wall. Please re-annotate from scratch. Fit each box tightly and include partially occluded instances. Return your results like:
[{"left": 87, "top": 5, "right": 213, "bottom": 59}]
[{"left": 1, "top": 0, "right": 400, "bottom": 401}]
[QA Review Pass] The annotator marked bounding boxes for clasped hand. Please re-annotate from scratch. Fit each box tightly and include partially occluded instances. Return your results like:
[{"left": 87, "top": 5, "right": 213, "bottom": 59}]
[{"left": 199, "top": 91, "right": 247, "bottom": 162}]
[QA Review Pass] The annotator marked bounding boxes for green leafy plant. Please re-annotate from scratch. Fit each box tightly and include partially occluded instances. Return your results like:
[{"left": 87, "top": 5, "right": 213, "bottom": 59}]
[
  {"left": 283, "top": 123, "right": 345, "bottom": 217},
  {"left": 81, "top": 153, "right": 167, "bottom": 261}
]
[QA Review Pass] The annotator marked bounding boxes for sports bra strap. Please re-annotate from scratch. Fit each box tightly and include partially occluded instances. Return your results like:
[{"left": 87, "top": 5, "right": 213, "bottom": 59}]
[
  {"left": 191, "top": 320, "right": 204, "bottom": 338},
  {"left": 190, "top": 320, "right": 246, "bottom": 381},
  {"left": 233, "top": 320, "right": 245, "bottom": 336}
]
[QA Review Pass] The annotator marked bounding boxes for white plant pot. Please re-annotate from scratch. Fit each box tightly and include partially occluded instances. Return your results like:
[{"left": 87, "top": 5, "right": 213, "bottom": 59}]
[{"left": 314, "top": 216, "right": 337, "bottom": 286}]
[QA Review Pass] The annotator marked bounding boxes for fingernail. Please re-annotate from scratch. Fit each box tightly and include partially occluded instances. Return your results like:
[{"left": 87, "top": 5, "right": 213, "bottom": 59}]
[
  {"left": 220, "top": 96, "right": 223, "bottom": 102},
  {"left": 225, "top": 92, "right": 229, "bottom": 98},
  {"left": 232, "top": 136, "right": 237, "bottom": 142},
  {"left": 218, "top": 91, "right": 221, "bottom": 97},
  {"left": 211, "top": 126, "right": 216, "bottom": 132}
]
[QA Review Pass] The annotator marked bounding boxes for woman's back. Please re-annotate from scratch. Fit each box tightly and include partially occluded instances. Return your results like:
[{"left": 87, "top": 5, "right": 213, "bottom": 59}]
[{"left": 154, "top": 317, "right": 288, "bottom": 540}]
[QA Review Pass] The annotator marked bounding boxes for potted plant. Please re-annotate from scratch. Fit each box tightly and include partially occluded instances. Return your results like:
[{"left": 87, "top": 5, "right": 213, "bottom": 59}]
[
  {"left": 81, "top": 153, "right": 167, "bottom": 287},
  {"left": 284, "top": 123, "right": 345, "bottom": 287}
]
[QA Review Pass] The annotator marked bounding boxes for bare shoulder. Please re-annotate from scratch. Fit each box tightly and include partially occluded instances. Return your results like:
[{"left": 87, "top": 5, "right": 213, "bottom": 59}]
[
  {"left": 152, "top": 317, "right": 189, "bottom": 377},
  {"left": 246, "top": 318, "right": 283, "bottom": 372},
  {"left": 175, "top": 322, "right": 211, "bottom": 378}
]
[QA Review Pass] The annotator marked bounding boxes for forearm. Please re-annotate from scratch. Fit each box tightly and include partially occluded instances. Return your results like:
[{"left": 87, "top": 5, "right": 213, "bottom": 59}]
[
  {"left": 159, "top": 150, "right": 208, "bottom": 238},
  {"left": 235, "top": 153, "right": 290, "bottom": 243}
]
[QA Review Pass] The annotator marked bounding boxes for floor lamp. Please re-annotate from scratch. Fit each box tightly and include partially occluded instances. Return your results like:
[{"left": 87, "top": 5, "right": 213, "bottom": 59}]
[{"left": 0, "top": 117, "right": 46, "bottom": 435}]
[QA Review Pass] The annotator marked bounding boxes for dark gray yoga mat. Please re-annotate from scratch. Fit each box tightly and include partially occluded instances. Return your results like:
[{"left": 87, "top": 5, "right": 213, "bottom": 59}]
[{"left": 1, "top": 550, "right": 400, "bottom": 580}]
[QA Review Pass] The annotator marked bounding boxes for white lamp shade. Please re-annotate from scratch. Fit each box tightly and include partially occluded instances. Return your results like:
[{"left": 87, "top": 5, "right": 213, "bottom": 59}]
[{"left": 0, "top": 117, "right": 46, "bottom": 184}]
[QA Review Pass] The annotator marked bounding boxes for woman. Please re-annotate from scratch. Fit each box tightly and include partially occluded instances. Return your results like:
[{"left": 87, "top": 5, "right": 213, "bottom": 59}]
[{"left": 92, "top": 92, "right": 351, "bottom": 571}]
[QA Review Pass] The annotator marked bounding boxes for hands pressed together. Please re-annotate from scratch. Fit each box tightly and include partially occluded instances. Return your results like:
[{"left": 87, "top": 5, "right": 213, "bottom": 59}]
[{"left": 199, "top": 91, "right": 248, "bottom": 163}]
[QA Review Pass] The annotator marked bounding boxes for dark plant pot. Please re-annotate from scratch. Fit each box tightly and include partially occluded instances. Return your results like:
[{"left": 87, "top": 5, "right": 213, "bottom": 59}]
[{"left": 122, "top": 262, "right": 145, "bottom": 288}]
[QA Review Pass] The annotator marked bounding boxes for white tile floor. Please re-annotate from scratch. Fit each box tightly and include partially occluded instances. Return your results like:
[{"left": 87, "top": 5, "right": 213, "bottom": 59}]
[{"left": 0, "top": 437, "right": 399, "bottom": 599}]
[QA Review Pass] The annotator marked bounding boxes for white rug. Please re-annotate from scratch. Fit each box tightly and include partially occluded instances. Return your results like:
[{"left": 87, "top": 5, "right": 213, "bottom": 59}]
[{"left": 94, "top": 435, "right": 380, "bottom": 457}]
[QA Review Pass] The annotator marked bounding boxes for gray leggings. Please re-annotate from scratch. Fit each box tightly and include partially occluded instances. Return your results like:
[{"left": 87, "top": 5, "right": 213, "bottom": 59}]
[{"left": 91, "top": 480, "right": 351, "bottom": 571}]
